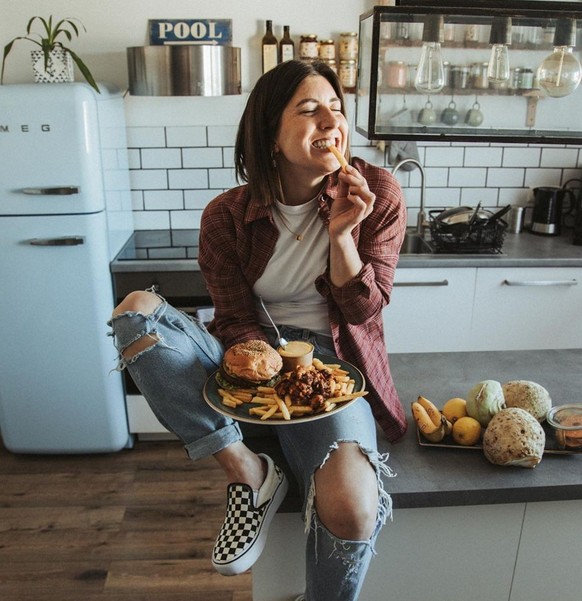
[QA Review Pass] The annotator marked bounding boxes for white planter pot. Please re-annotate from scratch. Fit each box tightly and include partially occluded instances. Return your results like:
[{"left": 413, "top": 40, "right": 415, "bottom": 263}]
[{"left": 31, "top": 48, "right": 74, "bottom": 84}]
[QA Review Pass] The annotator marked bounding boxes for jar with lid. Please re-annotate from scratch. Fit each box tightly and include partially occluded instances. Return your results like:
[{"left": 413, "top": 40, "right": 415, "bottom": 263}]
[
  {"left": 510, "top": 67, "right": 522, "bottom": 89},
  {"left": 519, "top": 68, "right": 534, "bottom": 90},
  {"left": 384, "top": 61, "right": 407, "bottom": 89},
  {"left": 299, "top": 34, "right": 319, "bottom": 60},
  {"left": 451, "top": 65, "right": 470, "bottom": 89},
  {"left": 339, "top": 59, "right": 357, "bottom": 91},
  {"left": 318, "top": 39, "right": 336, "bottom": 60},
  {"left": 320, "top": 58, "right": 337, "bottom": 74},
  {"left": 339, "top": 32, "right": 358, "bottom": 61},
  {"left": 471, "top": 62, "right": 489, "bottom": 89}
]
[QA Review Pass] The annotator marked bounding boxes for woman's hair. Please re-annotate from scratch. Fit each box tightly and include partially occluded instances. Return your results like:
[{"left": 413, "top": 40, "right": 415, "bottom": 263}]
[{"left": 235, "top": 59, "right": 350, "bottom": 206}]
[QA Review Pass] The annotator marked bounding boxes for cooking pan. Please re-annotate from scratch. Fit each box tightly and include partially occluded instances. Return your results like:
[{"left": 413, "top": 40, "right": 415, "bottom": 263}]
[{"left": 435, "top": 204, "right": 511, "bottom": 227}]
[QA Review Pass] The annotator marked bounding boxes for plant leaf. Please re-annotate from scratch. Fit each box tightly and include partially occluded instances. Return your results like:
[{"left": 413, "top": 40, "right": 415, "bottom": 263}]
[{"left": 67, "top": 48, "right": 100, "bottom": 93}]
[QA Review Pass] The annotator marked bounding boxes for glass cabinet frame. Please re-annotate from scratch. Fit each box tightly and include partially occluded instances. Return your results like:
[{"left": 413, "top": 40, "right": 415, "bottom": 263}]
[{"left": 356, "top": 2, "right": 582, "bottom": 144}]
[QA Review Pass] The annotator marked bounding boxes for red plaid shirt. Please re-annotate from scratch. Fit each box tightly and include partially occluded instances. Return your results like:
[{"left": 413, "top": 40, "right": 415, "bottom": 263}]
[{"left": 199, "top": 158, "right": 408, "bottom": 441}]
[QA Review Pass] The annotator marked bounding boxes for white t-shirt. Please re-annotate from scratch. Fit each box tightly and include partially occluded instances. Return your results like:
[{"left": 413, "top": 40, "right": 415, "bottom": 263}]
[{"left": 253, "top": 198, "right": 331, "bottom": 336}]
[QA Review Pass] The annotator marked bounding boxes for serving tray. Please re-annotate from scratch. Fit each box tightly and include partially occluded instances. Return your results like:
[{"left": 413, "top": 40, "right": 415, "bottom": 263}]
[{"left": 416, "top": 421, "right": 580, "bottom": 455}]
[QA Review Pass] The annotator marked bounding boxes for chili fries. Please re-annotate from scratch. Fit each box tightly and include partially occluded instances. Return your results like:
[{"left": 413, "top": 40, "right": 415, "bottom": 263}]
[{"left": 217, "top": 359, "right": 367, "bottom": 421}]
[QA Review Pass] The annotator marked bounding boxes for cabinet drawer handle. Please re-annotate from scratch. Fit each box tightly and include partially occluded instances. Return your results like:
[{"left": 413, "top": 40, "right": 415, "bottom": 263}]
[
  {"left": 394, "top": 279, "right": 449, "bottom": 287},
  {"left": 502, "top": 279, "right": 578, "bottom": 287},
  {"left": 22, "top": 186, "right": 80, "bottom": 195},
  {"left": 27, "top": 236, "right": 85, "bottom": 246}
]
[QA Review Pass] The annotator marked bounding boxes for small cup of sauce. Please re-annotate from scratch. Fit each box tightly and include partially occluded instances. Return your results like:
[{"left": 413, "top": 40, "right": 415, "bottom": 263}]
[{"left": 278, "top": 340, "right": 314, "bottom": 372}]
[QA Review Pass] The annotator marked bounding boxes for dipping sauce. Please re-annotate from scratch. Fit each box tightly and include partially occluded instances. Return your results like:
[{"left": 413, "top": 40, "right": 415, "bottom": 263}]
[{"left": 278, "top": 340, "right": 314, "bottom": 372}]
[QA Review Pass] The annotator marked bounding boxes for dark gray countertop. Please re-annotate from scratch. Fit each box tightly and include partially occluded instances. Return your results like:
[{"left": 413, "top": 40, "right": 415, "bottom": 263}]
[
  {"left": 111, "top": 228, "right": 582, "bottom": 272},
  {"left": 382, "top": 349, "right": 582, "bottom": 509},
  {"left": 249, "top": 349, "right": 582, "bottom": 512}
]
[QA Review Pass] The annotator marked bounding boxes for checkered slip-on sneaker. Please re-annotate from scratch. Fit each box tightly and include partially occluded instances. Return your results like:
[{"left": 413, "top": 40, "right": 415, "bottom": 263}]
[{"left": 212, "top": 453, "right": 288, "bottom": 576}]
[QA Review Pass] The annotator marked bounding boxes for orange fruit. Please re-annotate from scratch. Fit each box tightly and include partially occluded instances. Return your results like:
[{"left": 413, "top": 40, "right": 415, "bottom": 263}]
[
  {"left": 442, "top": 397, "right": 468, "bottom": 424},
  {"left": 452, "top": 416, "right": 482, "bottom": 446}
]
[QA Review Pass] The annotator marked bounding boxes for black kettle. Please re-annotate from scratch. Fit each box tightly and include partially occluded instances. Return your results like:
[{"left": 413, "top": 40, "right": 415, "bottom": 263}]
[{"left": 531, "top": 186, "right": 575, "bottom": 236}]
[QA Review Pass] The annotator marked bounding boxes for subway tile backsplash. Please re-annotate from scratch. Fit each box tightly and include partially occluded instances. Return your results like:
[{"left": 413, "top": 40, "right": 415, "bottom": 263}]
[{"left": 125, "top": 98, "right": 582, "bottom": 231}]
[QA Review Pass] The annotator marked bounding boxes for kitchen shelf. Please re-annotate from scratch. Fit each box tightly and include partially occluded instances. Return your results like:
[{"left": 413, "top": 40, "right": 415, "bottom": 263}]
[{"left": 356, "top": 3, "right": 582, "bottom": 144}]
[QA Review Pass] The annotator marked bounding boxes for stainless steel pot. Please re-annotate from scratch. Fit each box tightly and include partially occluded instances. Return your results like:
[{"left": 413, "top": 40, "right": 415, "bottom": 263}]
[{"left": 127, "top": 45, "right": 241, "bottom": 96}]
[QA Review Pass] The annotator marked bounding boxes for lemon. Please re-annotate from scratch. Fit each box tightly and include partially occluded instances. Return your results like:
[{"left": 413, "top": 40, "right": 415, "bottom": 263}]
[
  {"left": 442, "top": 397, "right": 468, "bottom": 424},
  {"left": 452, "top": 416, "right": 482, "bottom": 446}
]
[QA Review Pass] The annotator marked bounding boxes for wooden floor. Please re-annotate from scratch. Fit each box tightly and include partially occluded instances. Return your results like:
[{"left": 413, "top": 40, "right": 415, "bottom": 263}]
[{"left": 0, "top": 437, "right": 252, "bottom": 601}]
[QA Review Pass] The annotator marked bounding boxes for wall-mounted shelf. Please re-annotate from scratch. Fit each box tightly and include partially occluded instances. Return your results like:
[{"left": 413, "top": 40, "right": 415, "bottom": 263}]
[{"left": 356, "top": 3, "right": 582, "bottom": 144}]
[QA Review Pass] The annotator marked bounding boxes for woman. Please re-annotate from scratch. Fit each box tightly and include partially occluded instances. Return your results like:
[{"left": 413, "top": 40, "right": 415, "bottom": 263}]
[{"left": 109, "top": 59, "right": 407, "bottom": 601}]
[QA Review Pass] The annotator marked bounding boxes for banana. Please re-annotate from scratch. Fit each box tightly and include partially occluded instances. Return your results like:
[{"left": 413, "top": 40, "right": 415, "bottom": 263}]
[
  {"left": 417, "top": 395, "right": 442, "bottom": 427},
  {"left": 443, "top": 415, "right": 453, "bottom": 436},
  {"left": 411, "top": 402, "right": 439, "bottom": 435}
]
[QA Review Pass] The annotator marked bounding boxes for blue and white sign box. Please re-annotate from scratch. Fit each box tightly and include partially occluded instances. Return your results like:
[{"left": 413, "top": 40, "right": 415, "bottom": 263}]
[{"left": 149, "top": 19, "right": 232, "bottom": 45}]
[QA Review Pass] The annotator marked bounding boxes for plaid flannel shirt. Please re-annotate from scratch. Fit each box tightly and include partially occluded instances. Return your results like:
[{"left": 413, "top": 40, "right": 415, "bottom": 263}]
[{"left": 199, "top": 157, "right": 408, "bottom": 442}]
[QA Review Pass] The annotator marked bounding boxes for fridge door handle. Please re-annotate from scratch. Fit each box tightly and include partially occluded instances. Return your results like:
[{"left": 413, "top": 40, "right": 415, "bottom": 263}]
[
  {"left": 27, "top": 236, "right": 85, "bottom": 246},
  {"left": 21, "top": 186, "right": 81, "bottom": 195}
]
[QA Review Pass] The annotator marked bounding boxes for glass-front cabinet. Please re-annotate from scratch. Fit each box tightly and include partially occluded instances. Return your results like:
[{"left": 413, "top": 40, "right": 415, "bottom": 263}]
[{"left": 356, "top": 2, "right": 582, "bottom": 143}]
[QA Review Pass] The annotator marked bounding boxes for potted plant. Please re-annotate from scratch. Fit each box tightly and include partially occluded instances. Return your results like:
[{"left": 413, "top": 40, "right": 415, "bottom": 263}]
[{"left": 1, "top": 16, "right": 100, "bottom": 93}]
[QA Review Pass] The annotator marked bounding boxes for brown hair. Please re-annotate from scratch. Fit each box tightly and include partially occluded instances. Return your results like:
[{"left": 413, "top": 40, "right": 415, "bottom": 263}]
[{"left": 235, "top": 59, "right": 350, "bottom": 207}]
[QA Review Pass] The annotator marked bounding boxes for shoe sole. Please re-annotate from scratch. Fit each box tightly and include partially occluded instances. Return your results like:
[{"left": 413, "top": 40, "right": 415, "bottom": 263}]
[{"left": 213, "top": 472, "right": 289, "bottom": 576}]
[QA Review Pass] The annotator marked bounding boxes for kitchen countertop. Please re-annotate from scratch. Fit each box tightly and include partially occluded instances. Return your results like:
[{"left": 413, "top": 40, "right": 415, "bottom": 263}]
[
  {"left": 111, "top": 228, "right": 582, "bottom": 272},
  {"left": 380, "top": 348, "right": 582, "bottom": 509},
  {"left": 250, "top": 348, "right": 582, "bottom": 512}
]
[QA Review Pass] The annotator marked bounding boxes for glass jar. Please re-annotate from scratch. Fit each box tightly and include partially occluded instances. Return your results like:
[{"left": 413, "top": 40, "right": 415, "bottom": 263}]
[
  {"left": 471, "top": 62, "right": 489, "bottom": 89},
  {"left": 510, "top": 67, "right": 522, "bottom": 89},
  {"left": 519, "top": 68, "right": 534, "bottom": 90},
  {"left": 451, "top": 66, "right": 470, "bottom": 89},
  {"left": 320, "top": 58, "right": 337, "bottom": 74},
  {"left": 299, "top": 34, "right": 319, "bottom": 59},
  {"left": 318, "top": 39, "right": 336, "bottom": 60},
  {"left": 339, "top": 32, "right": 358, "bottom": 61},
  {"left": 384, "top": 61, "right": 408, "bottom": 89},
  {"left": 339, "top": 59, "right": 357, "bottom": 91}
]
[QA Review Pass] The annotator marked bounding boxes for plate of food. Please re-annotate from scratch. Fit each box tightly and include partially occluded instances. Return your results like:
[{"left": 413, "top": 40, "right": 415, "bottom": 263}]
[{"left": 203, "top": 340, "right": 366, "bottom": 425}]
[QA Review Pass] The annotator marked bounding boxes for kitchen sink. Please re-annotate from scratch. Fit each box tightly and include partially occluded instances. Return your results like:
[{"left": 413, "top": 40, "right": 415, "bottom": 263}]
[{"left": 400, "top": 232, "right": 435, "bottom": 255}]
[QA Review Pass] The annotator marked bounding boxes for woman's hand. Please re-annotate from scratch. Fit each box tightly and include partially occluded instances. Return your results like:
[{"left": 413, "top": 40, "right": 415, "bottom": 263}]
[{"left": 328, "top": 165, "right": 376, "bottom": 240}]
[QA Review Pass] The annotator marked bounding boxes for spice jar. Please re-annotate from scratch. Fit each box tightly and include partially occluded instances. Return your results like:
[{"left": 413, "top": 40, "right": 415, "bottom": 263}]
[
  {"left": 471, "top": 62, "right": 489, "bottom": 89},
  {"left": 451, "top": 66, "right": 470, "bottom": 89},
  {"left": 385, "top": 61, "right": 407, "bottom": 89},
  {"left": 339, "top": 32, "right": 358, "bottom": 61},
  {"left": 318, "top": 39, "right": 336, "bottom": 60},
  {"left": 519, "top": 68, "right": 534, "bottom": 90},
  {"left": 299, "top": 34, "right": 319, "bottom": 60},
  {"left": 339, "top": 59, "right": 357, "bottom": 91}
]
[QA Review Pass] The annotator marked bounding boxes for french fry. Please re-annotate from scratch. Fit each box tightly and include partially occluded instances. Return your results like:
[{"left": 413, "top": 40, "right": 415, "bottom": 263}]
[
  {"left": 276, "top": 397, "right": 291, "bottom": 420},
  {"left": 328, "top": 145, "right": 348, "bottom": 172},
  {"left": 257, "top": 385, "right": 277, "bottom": 394},
  {"left": 221, "top": 398, "right": 238, "bottom": 409},
  {"left": 333, "top": 391, "right": 368, "bottom": 403},
  {"left": 260, "top": 405, "right": 278, "bottom": 420}
]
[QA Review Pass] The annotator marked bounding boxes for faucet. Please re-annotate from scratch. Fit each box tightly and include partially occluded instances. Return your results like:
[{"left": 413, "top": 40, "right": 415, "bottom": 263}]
[{"left": 392, "top": 158, "right": 426, "bottom": 236}]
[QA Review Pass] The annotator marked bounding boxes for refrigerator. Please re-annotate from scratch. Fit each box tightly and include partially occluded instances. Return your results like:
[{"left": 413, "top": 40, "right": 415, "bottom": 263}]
[{"left": 0, "top": 83, "right": 134, "bottom": 453}]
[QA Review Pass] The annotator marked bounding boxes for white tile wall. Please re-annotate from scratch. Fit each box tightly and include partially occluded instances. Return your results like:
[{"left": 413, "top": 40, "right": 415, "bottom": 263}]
[{"left": 126, "top": 100, "right": 582, "bottom": 231}]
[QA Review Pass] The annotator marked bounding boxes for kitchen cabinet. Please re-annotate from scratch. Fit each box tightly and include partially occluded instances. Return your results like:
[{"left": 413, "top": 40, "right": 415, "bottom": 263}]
[
  {"left": 383, "top": 267, "right": 476, "bottom": 353},
  {"left": 357, "top": 4, "right": 582, "bottom": 143},
  {"left": 471, "top": 267, "right": 582, "bottom": 350}
]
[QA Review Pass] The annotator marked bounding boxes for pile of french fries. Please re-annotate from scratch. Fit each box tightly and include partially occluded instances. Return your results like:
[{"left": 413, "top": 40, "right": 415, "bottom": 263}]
[{"left": 217, "top": 357, "right": 367, "bottom": 421}]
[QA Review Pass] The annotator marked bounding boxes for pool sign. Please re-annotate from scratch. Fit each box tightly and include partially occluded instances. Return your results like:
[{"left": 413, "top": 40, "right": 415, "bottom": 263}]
[{"left": 149, "top": 19, "right": 232, "bottom": 45}]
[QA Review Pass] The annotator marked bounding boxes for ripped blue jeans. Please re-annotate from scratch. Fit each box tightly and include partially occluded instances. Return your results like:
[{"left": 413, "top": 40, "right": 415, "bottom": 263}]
[{"left": 108, "top": 296, "right": 396, "bottom": 601}]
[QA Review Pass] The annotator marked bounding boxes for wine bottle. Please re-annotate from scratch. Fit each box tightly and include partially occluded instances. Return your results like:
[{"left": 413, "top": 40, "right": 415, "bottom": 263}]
[
  {"left": 262, "top": 20, "right": 278, "bottom": 73},
  {"left": 279, "top": 25, "right": 295, "bottom": 63}
]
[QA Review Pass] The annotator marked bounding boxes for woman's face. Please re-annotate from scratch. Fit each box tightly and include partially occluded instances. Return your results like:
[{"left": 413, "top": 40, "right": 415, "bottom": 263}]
[{"left": 273, "top": 75, "right": 348, "bottom": 180}]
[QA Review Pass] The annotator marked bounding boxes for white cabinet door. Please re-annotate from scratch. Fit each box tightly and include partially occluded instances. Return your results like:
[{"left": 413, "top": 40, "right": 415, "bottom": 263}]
[
  {"left": 510, "top": 500, "right": 582, "bottom": 601},
  {"left": 383, "top": 268, "right": 477, "bottom": 353},
  {"left": 471, "top": 267, "right": 582, "bottom": 350}
]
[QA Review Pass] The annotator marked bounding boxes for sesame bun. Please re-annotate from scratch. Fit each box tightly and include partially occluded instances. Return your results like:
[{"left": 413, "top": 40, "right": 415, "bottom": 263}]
[{"left": 221, "top": 340, "right": 283, "bottom": 386}]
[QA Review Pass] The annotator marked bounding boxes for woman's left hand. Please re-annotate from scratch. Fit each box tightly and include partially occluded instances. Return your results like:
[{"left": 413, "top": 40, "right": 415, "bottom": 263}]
[{"left": 328, "top": 165, "right": 376, "bottom": 239}]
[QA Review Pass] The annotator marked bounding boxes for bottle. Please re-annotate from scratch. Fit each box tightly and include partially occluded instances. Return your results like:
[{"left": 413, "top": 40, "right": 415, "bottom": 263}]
[
  {"left": 279, "top": 25, "right": 294, "bottom": 63},
  {"left": 262, "top": 20, "right": 278, "bottom": 73}
]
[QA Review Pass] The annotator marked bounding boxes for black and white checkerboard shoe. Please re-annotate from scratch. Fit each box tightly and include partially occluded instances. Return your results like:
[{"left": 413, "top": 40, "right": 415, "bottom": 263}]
[{"left": 212, "top": 453, "right": 288, "bottom": 576}]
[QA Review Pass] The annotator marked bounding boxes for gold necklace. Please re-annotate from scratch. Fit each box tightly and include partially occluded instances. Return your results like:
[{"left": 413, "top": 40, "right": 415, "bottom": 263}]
[
  {"left": 275, "top": 206, "right": 306, "bottom": 241},
  {"left": 274, "top": 183, "right": 326, "bottom": 242}
]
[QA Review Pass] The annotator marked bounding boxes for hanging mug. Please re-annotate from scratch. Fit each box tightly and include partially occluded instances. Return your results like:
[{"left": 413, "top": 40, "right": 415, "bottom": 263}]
[
  {"left": 465, "top": 101, "right": 484, "bottom": 127},
  {"left": 418, "top": 99, "right": 437, "bottom": 125},
  {"left": 441, "top": 100, "right": 460, "bottom": 126}
]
